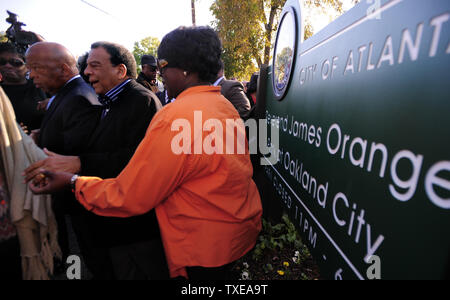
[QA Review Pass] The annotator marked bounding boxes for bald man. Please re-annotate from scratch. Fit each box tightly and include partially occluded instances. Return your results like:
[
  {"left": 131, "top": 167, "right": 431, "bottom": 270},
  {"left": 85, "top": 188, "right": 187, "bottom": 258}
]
[
  {"left": 25, "top": 42, "right": 101, "bottom": 263},
  {"left": 25, "top": 42, "right": 101, "bottom": 153}
]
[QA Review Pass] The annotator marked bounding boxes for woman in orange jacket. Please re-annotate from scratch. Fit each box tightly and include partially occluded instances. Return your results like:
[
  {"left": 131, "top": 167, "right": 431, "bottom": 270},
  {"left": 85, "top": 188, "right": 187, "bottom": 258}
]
[{"left": 29, "top": 26, "right": 262, "bottom": 280}]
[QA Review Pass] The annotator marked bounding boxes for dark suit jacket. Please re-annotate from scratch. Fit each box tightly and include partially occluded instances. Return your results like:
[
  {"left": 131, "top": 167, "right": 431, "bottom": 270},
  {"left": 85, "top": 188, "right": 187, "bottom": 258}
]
[
  {"left": 78, "top": 80, "right": 163, "bottom": 247},
  {"left": 218, "top": 78, "right": 252, "bottom": 120},
  {"left": 37, "top": 77, "right": 100, "bottom": 253},
  {"left": 38, "top": 77, "right": 101, "bottom": 155},
  {"left": 79, "top": 80, "right": 161, "bottom": 178}
]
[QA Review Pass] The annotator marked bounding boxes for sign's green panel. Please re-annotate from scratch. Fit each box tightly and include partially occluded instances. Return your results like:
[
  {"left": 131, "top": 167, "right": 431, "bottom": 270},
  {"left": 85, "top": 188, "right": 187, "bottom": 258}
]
[{"left": 263, "top": 0, "right": 450, "bottom": 279}]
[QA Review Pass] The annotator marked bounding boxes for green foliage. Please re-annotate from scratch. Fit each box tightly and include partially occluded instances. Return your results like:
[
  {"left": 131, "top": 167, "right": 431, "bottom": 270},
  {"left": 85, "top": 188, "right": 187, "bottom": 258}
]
[
  {"left": 263, "top": 263, "right": 274, "bottom": 274},
  {"left": 303, "top": 0, "right": 344, "bottom": 40},
  {"left": 211, "top": 0, "right": 286, "bottom": 81},
  {"left": 304, "top": 0, "right": 344, "bottom": 14},
  {"left": 211, "top": 0, "right": 354, "bottom": 79},
  {"left": 304, "top": 22, "right": 315, "bottom": 40},
  {"left": 303, "top": 0, "right": 360, "bottom": 40},
  {"left": 234, "top": 215, "right": 319, "bottom": 280},
  {"left": 211, "top": 0, "right": 263, "bottom": 80},
  {"left": 252, "top": 214, "right": 305, "bottom": 262},
  {"left": 132, "top": 36, "right": 160, "bottom": 73},
  {"left": 0, "top": 32, "right": 8, "bottom": 43}
]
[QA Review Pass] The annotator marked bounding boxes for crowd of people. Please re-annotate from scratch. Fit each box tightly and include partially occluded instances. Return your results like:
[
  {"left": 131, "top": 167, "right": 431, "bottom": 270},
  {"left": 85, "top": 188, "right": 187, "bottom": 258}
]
[{"left": 0, "top": 26, "right": 263, "bottom": 280}]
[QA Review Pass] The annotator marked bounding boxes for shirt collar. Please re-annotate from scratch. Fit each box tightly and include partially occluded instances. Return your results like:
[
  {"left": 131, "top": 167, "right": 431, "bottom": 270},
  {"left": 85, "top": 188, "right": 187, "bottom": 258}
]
[
  {"left": 46, "top": 95, "right": 56, "bottom": 110},
  {"left": 213, "top": 76, "right": 225, "bottom": 87},
  {"left": 65, "top": 75, "right": 81, "bottom": 86},
  {"left": 47, "top": 75, "right": 81, "bottom": 108},
  {"left": 103, "top": 79, "right": 132, "bottom": 102}
]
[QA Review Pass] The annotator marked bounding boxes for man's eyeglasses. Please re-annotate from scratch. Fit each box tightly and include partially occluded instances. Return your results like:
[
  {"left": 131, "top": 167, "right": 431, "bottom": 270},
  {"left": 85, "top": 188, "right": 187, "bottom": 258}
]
[{"left": 0, "top": 58, "right": 25, "bottom": 67}]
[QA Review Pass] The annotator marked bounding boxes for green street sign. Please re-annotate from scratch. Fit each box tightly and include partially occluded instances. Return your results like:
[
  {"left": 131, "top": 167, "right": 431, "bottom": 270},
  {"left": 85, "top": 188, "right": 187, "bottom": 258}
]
[{"left": 260, "top": 0, "right": 450, "bottom": 279}]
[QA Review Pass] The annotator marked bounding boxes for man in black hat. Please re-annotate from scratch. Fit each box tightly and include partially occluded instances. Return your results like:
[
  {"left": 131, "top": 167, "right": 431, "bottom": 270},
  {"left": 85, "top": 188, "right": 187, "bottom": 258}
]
[{"left": 137, "top": 54, "right": 160, "bottom": 94}]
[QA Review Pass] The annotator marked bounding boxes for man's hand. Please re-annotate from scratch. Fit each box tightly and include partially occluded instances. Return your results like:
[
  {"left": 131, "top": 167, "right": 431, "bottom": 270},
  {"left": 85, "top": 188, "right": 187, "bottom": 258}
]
[
  {"left": 30, "top": 129, "right": 40, "bottom": 144},
  {"left": 37, "top": 98, "right": 50, "bottom": 111},
  {"left": 19, "top": 122, "right": 29, "bottom": 135},
  {"left": 28, "top": 169, "right": 73, "bottom": 195},
  {"left": 23, "top": 148, "right": 81, "bottom": 183}
]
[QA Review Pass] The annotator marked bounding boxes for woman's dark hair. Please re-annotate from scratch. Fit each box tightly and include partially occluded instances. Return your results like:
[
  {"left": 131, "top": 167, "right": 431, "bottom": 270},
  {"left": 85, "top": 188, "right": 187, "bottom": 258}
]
[
  {"left": 247, "top": 73, "right": 259, "bottom": 94},
  {"left": 157, "top": 26, "right": 222, "bottom": 83},
  {"left": 0, "top": 42, "right": 25, "bottom": 61},
  {"left": 91, "top": 41, "right": 137, "bottom": 79},
  {"left": 77, "top": 52, "right": 90, "bottom": 83}
]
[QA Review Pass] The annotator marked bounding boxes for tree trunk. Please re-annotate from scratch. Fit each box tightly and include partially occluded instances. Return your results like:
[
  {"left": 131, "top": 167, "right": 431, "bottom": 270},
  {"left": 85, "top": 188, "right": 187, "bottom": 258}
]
[
  {"left": 191, "top": 0, "right": 196, "bottom": 26},
  {"left": 264, "top": 4, "right": 278, "bottom": 65}
]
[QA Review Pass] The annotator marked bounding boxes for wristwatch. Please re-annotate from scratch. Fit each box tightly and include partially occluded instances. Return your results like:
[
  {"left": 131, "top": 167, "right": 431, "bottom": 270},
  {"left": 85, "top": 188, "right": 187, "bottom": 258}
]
[{"left": 70, "top": 174, "right": 79, "bottom": 191}]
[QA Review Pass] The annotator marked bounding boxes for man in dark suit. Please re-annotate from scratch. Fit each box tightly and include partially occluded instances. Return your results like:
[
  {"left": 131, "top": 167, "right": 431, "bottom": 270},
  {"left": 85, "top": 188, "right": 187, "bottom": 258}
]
[
  {"left": 25, "top": 42, "right": 101, "bottom": 265},
  {"left": 25, "top": 41, "right": 166, "bottom": 280},
  {"left": 26, "top": 43, "right": 101, "bottom": 154},
  {"left": 213, "top": 63, "right": 251, "bottom": 120}
]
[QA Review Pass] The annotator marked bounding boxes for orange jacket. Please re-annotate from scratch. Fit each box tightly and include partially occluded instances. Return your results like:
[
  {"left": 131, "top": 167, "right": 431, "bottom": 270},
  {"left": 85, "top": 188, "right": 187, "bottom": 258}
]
[{"left": 75, "top": 86, "right": 262, "bottom": 278}]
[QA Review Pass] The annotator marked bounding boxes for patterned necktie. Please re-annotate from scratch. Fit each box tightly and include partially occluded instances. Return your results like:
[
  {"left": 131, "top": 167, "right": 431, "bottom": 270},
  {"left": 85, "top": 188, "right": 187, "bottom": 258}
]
[
  {"left": 98, "top": 94, "right": 112, "bottom": 107},
  {"left": 98, "top": 95, "right": 112, "bottom": 119}
]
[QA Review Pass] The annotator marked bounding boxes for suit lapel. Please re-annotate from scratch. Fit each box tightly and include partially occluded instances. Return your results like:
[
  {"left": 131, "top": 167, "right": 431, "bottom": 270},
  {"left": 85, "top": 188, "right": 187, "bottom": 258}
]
[
  {"left": 87, "top": 82, "right": 129, "bottom": 144},
  {"left": 40, "top": 78, "right": 81, "bottom": 131}
]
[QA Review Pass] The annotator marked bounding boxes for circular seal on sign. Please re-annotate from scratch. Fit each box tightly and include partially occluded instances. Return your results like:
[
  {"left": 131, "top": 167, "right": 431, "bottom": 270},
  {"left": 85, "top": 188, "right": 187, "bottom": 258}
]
[{"left": 272, "top": 6, "right": 298, "bottom": 101}]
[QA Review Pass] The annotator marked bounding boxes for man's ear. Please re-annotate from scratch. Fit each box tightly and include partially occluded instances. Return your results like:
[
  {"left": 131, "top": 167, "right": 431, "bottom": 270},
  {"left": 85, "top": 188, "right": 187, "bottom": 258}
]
[
  {"left": 61, "top": 63, "right": 73, "bottom": 77},
  {"left": 116, "top": 64, "right": 127, "bottom": 79}
]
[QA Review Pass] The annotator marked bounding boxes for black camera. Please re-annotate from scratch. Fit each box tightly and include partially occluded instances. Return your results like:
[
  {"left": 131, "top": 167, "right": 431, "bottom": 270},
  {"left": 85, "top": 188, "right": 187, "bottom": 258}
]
[{"left": 5, "top": 10, "right": 41, "bottom": 54}]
